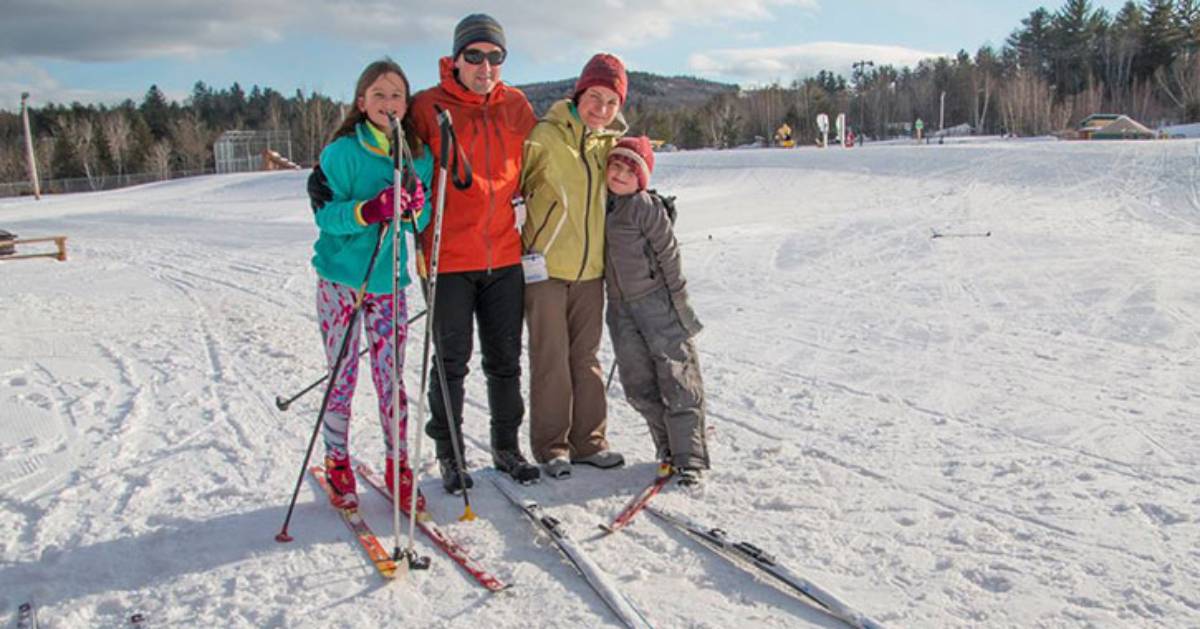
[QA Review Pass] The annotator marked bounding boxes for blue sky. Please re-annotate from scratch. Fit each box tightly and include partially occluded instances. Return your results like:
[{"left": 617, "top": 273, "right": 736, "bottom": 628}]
[{"left": 1, "top": 1, "right": 1132, "bottom": 111}]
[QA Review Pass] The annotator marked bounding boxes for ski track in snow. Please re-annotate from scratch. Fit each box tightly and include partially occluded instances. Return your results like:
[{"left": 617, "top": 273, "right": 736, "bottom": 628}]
[{"left": 1, "top": 139, "right": 1198, "bottom": 627}]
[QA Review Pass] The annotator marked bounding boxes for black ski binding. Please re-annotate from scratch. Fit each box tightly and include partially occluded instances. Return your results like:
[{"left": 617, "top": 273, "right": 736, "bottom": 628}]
[{"left": 397, "top": 548, "right": 431, "bottom": 570}]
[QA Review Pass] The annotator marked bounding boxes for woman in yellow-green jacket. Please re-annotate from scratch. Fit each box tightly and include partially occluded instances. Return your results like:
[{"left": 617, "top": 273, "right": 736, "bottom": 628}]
[{"left": 521, "top": 53, "right": 628, "bottom": 478}]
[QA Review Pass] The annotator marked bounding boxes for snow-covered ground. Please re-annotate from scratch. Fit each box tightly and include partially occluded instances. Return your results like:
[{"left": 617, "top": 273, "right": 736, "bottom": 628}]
[{"left": 2, "top": 138, "right": 1198, "bottom": 628}]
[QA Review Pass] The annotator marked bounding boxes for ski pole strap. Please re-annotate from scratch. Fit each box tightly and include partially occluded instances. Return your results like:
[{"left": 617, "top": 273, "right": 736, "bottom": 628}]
[{"left": 434, "top": 105, "right": 473, "bottom": 191}]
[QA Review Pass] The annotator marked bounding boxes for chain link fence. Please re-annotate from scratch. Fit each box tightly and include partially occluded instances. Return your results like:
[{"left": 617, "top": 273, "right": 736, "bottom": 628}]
[{"left": 0, "top": 168, "right": 219, "bottom": 199}]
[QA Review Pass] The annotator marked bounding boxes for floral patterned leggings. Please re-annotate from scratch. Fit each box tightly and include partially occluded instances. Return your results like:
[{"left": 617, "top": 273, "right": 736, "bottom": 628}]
[{"left": 316, "top": 278, "right": 410, "bottom": 462}]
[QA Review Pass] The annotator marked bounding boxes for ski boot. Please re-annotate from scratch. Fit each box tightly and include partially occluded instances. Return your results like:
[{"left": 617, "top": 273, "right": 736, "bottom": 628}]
[
  {"left": 494, "top": 448, "right": 541, "bottom": 484},
  {"left": 324, "top": 454, "right": 358, "bottom": 509},
  {"left": 385, "top": 457, "right": 427, "bottom": 513}
]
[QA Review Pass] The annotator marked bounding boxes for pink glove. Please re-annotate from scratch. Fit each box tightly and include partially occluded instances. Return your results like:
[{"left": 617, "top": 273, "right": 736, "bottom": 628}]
[
  {"left": 359, "top": 187, "right": 395, "bottom": 224},
  {"left": 399, "top": 181, "right": 425, "bottom": 224}
]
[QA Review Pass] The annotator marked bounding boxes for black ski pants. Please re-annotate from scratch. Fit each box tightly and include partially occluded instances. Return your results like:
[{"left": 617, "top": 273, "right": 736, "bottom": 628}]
[{"left": 424, "top": 263, "right": 525, "bottom": 458}]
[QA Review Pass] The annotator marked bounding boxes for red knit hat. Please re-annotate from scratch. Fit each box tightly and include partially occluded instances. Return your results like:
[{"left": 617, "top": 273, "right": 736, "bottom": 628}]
[
  {"left": 608, "top": 136, "right": 655, "bottom": 191},
  {"left": 574, "top": 53, "right": 628, "bottom": 105}
]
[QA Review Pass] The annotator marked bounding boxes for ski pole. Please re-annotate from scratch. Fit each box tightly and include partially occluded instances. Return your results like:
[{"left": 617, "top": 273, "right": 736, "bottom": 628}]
[
  {"left": 605, "top": 361, "right": 618, "bottom": 392},
  {"left": 273, "top": 309, "right": 427, "bottom": 412},
  {"left": 387, "top": 112, "right": 431, "bottom": 571},
  {"left": 419, "top": 104, "right": 476, "bottom": 522},
  {"left": 276, "top": 224, "right": 390, "bottom": 544}
]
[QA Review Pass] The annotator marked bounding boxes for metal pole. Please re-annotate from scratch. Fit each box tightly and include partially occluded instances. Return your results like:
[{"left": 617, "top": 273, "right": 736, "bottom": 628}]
[
  {"left": 939, "top": 91, "right": 946, "bottom": 131},
  {"left": 20, "top": 93, "right": 41, "bottom": 200},
  {"left": 851, "top": 61, "right": 873, "bottom": 139}
]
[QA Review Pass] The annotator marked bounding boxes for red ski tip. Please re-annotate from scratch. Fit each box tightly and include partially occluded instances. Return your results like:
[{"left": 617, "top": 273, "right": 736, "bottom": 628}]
[{"left": 275, "top": 531, "right": 294, "bottom": 543}]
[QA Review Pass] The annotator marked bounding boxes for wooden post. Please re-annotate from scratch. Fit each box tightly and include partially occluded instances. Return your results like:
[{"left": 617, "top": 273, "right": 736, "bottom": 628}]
[{"left": 20, "top": 92, "right": 41, "bottom": 200}]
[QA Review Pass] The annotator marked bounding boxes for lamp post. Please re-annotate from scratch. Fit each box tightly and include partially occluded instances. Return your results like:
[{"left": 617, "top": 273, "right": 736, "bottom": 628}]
[
  {"left": 20, "top": 92, "right": 41, "bottom": 200},
  {"left": 852, "top": 60, "right": 874, "bottom": 138}
]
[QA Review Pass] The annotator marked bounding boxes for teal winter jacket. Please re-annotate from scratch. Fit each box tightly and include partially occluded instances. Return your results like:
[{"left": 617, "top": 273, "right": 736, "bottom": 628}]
[{"left": 313, "top": 121, "right": 433, "bottom": 294}]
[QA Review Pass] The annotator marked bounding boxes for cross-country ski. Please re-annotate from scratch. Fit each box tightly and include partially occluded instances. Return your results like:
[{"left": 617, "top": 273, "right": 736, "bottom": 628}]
[
  {"left": 600, "top": 463, "right": 674, "bottom": 533},
  {"left": 646, "top": 505, "right": 886, "bottom": 629},
  {"left": 491, "top": 474, "right": 655, "bottom": 629}
]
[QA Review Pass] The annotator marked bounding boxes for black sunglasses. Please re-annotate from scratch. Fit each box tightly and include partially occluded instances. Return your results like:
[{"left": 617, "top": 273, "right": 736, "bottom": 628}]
[{"left": 462, "top": 48, "right": 506, "bottom": 66}]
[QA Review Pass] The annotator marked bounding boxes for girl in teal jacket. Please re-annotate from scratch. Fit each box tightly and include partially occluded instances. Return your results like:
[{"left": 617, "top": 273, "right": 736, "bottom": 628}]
[{"left": 311, "top": 58, "right": 432, "bottom": 511}]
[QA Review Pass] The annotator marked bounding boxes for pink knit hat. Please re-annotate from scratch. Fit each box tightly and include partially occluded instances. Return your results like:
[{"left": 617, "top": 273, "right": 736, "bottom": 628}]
[{"left": 608, "top": 136, "right": 655, "bottom": 191}]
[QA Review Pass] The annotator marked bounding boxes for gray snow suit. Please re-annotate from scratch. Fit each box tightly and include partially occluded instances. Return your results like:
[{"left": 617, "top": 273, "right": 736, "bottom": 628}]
[{"left": 603, "top": 190, "right": 708, "bottom": 470}]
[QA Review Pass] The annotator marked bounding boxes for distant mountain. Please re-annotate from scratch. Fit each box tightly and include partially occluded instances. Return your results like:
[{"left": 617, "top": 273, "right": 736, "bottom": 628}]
[{"left": 516, "top": 71, "right": 738, "bottom": 116}]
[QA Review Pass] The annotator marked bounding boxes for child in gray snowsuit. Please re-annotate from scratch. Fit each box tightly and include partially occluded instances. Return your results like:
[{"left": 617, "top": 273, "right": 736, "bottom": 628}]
[{"left": 603, "top": 136, "right": 709, "bottom": 486}]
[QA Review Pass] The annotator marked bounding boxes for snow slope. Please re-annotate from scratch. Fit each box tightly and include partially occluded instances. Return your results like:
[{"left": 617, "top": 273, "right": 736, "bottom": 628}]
[{"left": 1, "top": 138, "right": 1198, "bottom": 628}]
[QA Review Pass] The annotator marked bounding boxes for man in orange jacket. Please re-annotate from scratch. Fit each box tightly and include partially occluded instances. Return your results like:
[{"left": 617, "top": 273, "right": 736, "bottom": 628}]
[
  {"left": 409, "top": 14, "right": 539, "bottom": 492},
  {"left": 307, "top": 14, "right": 538, "bottom": 493}
]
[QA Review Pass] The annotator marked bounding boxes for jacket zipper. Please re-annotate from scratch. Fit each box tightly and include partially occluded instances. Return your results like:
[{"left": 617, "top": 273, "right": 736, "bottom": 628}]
[
  {"left": 482, "top": 97, "right": 495, "bottom": 273},
  {"left": 575, "top": 129, "right": 593, "bottom": 283},
  {"left": 526, "top": 201, "right": 558, "bottom": 252}
]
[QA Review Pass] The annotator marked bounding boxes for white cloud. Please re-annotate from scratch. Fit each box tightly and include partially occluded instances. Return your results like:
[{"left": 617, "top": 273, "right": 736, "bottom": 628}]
[
  {"left": 0, "top": 1, "right": 295, "bottom": 62},
  {"left": 0, "top": 60, "right": 136, "bottom": 110},
  {"left": 0, "top": 1, "right": 831, "bottom": 108},
  {"left": 690, "top": 41, "right": 946, "bottom": 85},
  {"left": 0, "top": 1, "right": 818, "bottom": 63}
]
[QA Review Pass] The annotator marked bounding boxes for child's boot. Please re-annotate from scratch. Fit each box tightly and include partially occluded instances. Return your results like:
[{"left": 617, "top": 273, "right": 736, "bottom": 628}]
[{"left": 324, "top": 454, "right": 358, "bottom": 509}]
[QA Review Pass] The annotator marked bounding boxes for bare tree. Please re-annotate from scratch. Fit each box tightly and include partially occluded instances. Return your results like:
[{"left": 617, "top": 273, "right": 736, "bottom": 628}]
[
  {"left": 148, "top": 140, "right": 173, "bottom": 180},
  {"left": 58, "top": 115, "right": 99, "bottom": 188},
  {"left": 101, "top": 111, "right": 132, "bottom": 177},
  {"left": 298, "top": 93, "right": 340, "bottom": 163},
  {"left": 1156, "top": 52, "right": 1200, "bottom": 121},
  {"left": 0, "top": 142, "right": 21, "bottom": 183},
  {"left": 700, "top": 93, "right": 741, "bottom": 148},
  {"left": 169, "top": 112, "right": 210, "bottom": 171},
  {"left": 35, "top": 136, "right": 56, "bottom": 181}
]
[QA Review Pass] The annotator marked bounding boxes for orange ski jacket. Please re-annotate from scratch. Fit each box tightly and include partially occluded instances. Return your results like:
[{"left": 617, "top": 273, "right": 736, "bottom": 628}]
[{"left": 409, "top": 57, "right": 537, "bottom": 275}]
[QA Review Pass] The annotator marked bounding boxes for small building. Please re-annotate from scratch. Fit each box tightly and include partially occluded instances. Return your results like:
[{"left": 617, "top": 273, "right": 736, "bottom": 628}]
[{"left": 1078, "top": 114, "right": 1154, "bottom": 140}]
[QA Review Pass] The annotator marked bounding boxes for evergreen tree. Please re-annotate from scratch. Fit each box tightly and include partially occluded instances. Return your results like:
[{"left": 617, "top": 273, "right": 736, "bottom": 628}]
[
  {"left": 1007, "top": 8, "right": 1056, "bottom": 79},
  {"left": 1175, "top": 0, "right": 1200, "bottom": 52},
  {"left": 140, "top": 85, "right": 171, "bottom": 139},
  {"left": 1052, "top": 0, "right": 1105, "bottom": 95},
  {"left": 1138, "top": 0, "right": 1180, "bottom": 78}
]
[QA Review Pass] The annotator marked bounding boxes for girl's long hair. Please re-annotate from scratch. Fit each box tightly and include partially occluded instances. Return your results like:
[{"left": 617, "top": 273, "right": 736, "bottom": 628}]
[{"left": 330, "top": 57, "right": 424, "bottom": 157}]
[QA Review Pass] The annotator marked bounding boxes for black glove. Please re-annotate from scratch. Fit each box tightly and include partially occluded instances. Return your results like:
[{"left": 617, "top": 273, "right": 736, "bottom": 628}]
[{"left": 307, "top": 165, "right": 333, "bottom": 213}]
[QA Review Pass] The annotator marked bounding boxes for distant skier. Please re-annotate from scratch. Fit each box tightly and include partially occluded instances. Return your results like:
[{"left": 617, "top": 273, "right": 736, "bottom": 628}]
[
  {"left": 310, "top": 58, "right": 431, "bottom": 511},
  {"left": 602, "top": 136, "right": 709, "bottom": 487}
]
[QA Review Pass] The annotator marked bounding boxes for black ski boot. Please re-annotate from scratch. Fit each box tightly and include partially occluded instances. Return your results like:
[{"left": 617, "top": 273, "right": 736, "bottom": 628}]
[
  {"left": 435, "top": 438, "right": 473, "bottom": 494},
  {"left": 438, "top": 457, "right": 474, "bottom": 495},
  {"left": 494, "top": 448, "right": 541, "bottom": 484}
]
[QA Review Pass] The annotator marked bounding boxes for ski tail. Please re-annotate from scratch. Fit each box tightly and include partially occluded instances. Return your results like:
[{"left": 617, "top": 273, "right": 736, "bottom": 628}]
[
  {"left": 490, "top": 473, "right": 655, "bottom": 629},
  {"left": 646, "top": 505, "right": 886, "bottom": 629},
  {"left": 602, "top": 463, "right": 674, "bottom": 533}
]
